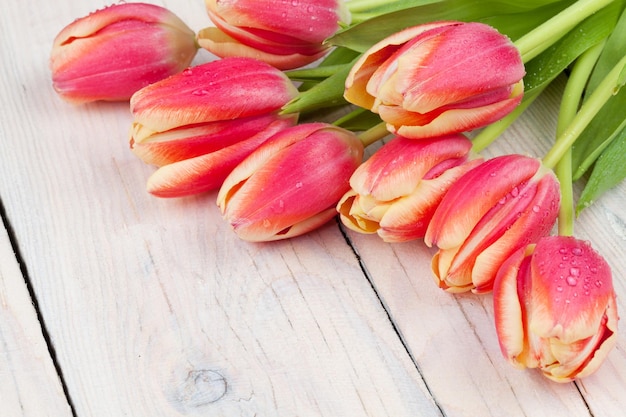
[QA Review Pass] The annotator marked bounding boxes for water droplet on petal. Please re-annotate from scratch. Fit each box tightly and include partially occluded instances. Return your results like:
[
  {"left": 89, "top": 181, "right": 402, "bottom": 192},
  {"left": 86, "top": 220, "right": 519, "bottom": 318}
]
[
  {"left": 566, "top": 276, "right": 578, "bottom": 286},
  {"left": 556, "top": 286, "right": 563, "bottom": 292},
  {"left": 571, "top": 247, "right": 583, "bottom": 256},
  {"left": 570, "top": 267, "right": 580, "bottom": 277},
  {"left": 532, "top": 205, "right": 541, "bottom": 213},
  {"left": 595, "top": 280, "right": 603, "bottom": 288},
  {"left": 559, "top": 248, "right": 568, "bottom": 254}
]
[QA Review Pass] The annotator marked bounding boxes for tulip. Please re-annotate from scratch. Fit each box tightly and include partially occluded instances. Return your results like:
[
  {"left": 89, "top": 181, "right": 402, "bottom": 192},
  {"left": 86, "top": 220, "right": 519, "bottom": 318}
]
[
  {"left": 337, "top": 134, "right": 483, "bottom": 242},
  {"left": 130, "top": 57, "right": 300, "bottom": 197},
  {"left": 424, "top": 154, "right": 560, "bottom": 293},
  {"left": 217, "top": 123, "right": 364, "bottom": 241},
  {"left": 50, "top": 3, "right": 198, "bottom": 104},
  {"left": 493, "top": 236, "right": 618, "bottom": 382},
  {"left": 197, "top": 0, "right": 351, "bottom": 70},
  {"left": 344, "top": 21, "right": 525, "bottom": 139}
]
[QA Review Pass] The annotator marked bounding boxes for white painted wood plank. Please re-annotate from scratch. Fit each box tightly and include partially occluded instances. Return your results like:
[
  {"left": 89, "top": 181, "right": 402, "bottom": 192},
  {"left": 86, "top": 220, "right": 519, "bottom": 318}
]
[
  {"left": 0, "top": 222, "right": 73, "bottom": 416},
  {"left": 0, "top": 1, "right": 440, "bottom": 416},
  {"left": 352, "top": 77, "right": 626, "bottom": 417}
]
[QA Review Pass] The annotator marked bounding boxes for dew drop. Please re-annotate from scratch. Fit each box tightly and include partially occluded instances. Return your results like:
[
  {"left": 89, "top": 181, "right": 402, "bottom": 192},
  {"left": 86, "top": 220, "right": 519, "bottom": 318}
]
[
  {"left": 558, "top": 248, "right": 568, "bottom": 254},
  {"left": 183, "top": 68, "right": 193, "bottom": 76},
  {"left": 490, "top": 172, "right": 497, "bottom": 177},
  {"left": 556, "top": 286, "right": 563, "bottom": 292},
  {"left": 511, "top": 187, "right": 519, "bottom": 197},
  {"left": 571, "top": 247, "right": 583, "bottom": 256},
  {"left": 498, "top": 197, "right": 507, "bottom": 205},
  {"left": 532, "top": 205, "right": 541, "bottom": 213},
  {"left": 595, "top": 280, "right": 603, "bottom": 288},
  {"left": 295, "top": 182, "right": 303, "bottom": 189},
  {"left": 192, "top": 89, "right": 209, "bottom": 96},
  {"left": 566, "top": 276, "right": 578, "bottom": 286}
]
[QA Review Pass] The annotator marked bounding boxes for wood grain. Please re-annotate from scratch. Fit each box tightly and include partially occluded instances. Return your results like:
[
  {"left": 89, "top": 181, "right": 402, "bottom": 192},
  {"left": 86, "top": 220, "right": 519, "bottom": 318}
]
[{"left": 0, "top": 1, "right": 624, "bottom": 416}]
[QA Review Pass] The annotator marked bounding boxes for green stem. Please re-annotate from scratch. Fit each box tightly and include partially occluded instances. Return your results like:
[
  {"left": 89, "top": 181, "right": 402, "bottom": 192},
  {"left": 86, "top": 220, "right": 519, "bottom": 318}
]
[
  {"left": 543, "top": 53, "right": 626, "bottom": 170},
  {"left": 357, "top": 122, "right": 390, "bottom": 147},
  {"left": 554, "top": 41, "right": 606, "bottom": 236},
  {"left": 514, "top": 0, "right": 614, "bottom": 62}
]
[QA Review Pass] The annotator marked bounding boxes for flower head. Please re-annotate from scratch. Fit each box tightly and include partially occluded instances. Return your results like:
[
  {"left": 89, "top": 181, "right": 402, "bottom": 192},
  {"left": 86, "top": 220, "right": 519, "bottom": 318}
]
[
  {"left": 344, "top": 21, "right": 525, "bottom": 138},
  {"left": 129, "top": 57, "right": 299, "bottom": 197},
  {"left": 217, "top": 123, "right": 363, "bottom": 241},
  {"left": 493, "top": 236, "right": 618, "bottom": 382},
  {"left": 197, "top": 0, "right": 351, "bottom": 70},
  {"left": 337, "top": 134, "right": 483, "bottom": 242},
  {"left": 425, "top": 154, "right": 560, "bottom": 293},
  {"left": 50, "top": 3, "right": 198, "bottom": 103}
]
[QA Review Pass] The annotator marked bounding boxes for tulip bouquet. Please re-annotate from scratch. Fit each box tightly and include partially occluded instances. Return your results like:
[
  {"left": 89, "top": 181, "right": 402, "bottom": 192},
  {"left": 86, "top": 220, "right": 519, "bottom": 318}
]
[{"left": 50, "top": 0, "right": 624, "bottom": 382}]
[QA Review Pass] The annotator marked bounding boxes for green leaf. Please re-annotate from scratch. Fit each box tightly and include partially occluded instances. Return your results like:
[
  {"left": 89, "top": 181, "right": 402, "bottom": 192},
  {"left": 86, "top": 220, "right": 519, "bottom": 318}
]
[
  {"left": 281, "top": 61, "right": 355, "bottom": 115},
  {"left": 330, "top": 0, "right": 575, "bottom": 52},
  {"left": 523, "top": 1, "right": 622, "bottom": 96},
  {"left": 572, "top": 4, "right": 626, "bottom": 179},
  {"left": 576, "top": 126, "right": 626, "bottom": 215}
]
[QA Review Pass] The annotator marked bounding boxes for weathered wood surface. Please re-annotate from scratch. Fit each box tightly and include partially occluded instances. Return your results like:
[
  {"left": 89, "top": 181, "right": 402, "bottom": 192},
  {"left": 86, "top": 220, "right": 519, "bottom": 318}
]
[{"left": 0, "top": 1, "right": 624, "bottom": 416}]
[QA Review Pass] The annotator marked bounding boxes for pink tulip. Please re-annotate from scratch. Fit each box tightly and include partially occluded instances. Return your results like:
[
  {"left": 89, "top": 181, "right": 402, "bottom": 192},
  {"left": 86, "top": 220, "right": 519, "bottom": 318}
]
[
  {"left": 217, "top": 123, "right": 364, "bottom": 241},
  {"left": 424, "top": 154, "right": 560, "bottom": 293},
  {"left": 344, "top": 21, "right": 525, "bottom": 139},
  {"left": 493, "top": 236, "right": 618, "bottom": 382},
  {"left": 337, "top": 134, "right": 483, "bottom": 242},
  {"left": 50, "top": 3, "right": 198, "bottom": 103},
  {"left": 197, "top": 0, "right": 350, "bottom": 70},
  {"left": 129, "top": 57, "right": 299, "bottom": 197}
]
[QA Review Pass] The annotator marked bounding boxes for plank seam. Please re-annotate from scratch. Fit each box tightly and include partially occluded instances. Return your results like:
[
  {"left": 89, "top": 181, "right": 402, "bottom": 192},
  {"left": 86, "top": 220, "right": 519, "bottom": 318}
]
[
  {"left": 334, "top": 218, "right": 446, "bottom": 417},
  {"left": 0, "top": 197, "right": 79, "bottom": 417}
]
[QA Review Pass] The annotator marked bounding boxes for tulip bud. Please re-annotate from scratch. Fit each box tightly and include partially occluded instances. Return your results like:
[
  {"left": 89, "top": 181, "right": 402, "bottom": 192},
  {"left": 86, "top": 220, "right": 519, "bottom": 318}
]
[
  {"left": 493, "top": 236, "right": 618, "bottom": 382},
  {"left": 50, "top": 3, "right": 198, "bottom": 103},
  {"left": 344, "top": 21, "right": 525, "bottom": 139},
  {"left": 197, "top": 0, "right": 351, "bottom": 70},
  {"left": 217, "top": 123, "right": 364, "bottom": 241},
  {"left": 130, "top": 57, "right": 299, "bottom": 197},
  {"left": 424, "top": 154, "right": 560, "bottom": 293},
  {"left": 337, "top": 134, "right": 483, "bottom": 242}
]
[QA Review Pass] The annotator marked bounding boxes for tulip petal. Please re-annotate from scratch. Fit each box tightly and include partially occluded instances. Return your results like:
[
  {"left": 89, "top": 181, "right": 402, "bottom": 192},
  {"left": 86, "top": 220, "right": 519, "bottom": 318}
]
[
  {"left": 425, "top": 154, "right": 542, "bottom": 249},
  {"left": 146, "top": 118, "right": 293, "bottom": 197},
  {"left": 528, "top": 236, "right": 616, "bottom": 344},
  {"left": 493, "top": 247, "right": 531, "bottom": 367},
  {"left": 130, "top": 58, "right": 299, "bottom": 132},
  {"left": 197, "top": 27, "right": 328, "bottom": 70}
]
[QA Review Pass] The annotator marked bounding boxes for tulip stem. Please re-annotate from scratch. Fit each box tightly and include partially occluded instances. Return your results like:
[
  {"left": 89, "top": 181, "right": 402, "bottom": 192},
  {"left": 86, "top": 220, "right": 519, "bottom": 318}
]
[
  {"left": 357, "top": 121, "right": 390, "bottom": 147},
  {"left": 542, "top": 54, "right": 626, "bottom": 170},
  {"left": 513, "top": 0, "right": 614, "bottom": 62},
  {"left": 554, "top": 41, "right": 605, "bottom": 236}
]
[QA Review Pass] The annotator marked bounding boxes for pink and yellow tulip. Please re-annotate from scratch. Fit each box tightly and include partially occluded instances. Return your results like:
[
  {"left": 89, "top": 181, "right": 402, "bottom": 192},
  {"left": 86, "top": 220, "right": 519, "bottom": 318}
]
[
  {"left": 197, "top": 0, "right": 350, "bottom": 70},
  {"left": 129, "top": 57, "right": 299, "bottom": 197},
  {"left": 50, "top": 3, "right": 198, "bottom": 103},
  {"left": 337, "top": 134, "right": 483, "bottom": 242},
  {"left": 344, "top": 21, "right": 525, "bottom": 139},
  {"left": 425, "top": 154, "right": 560, "bottom": 293},
  {"left": 493, "top": 236, "right": 618, "bottom": 382},
  {"left": 217, "top": 123, "right": 364, "bottom": 241}
]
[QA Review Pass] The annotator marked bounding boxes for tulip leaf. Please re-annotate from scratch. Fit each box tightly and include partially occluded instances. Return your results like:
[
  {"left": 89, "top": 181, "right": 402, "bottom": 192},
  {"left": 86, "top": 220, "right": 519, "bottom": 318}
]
[
  {"left": 522, "top": 1, "right": 621, "bottom": 96},
  {"left": 572, "top": 5, "right": 626, "bottom": 180},
  {"left": 576, "top": 126, "right": 626, "bottom": 215},
  {"left": 281, "top": 61, "right": 355, "bottom": 115},
  {"left": 329, "top": 0, "right": 575, "bottom": 52}
]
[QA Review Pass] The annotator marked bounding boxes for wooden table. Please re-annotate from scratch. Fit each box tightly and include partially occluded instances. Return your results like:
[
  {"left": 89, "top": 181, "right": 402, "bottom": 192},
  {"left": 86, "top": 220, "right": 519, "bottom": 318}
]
[{"left": 1, "top": 1, "right": 624, "bottom": 416}]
